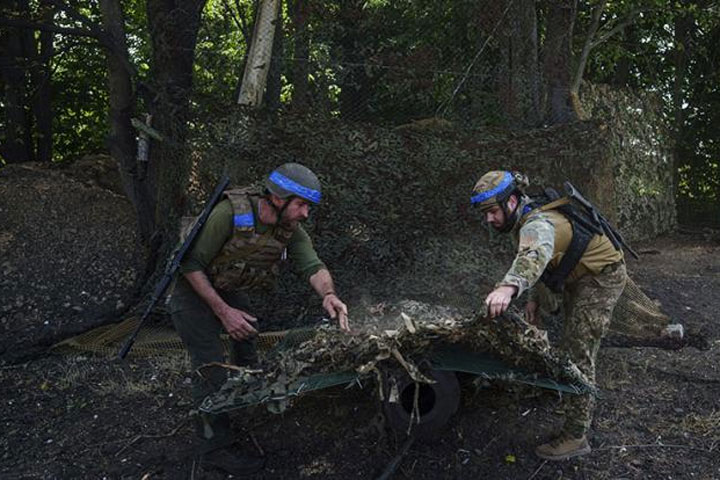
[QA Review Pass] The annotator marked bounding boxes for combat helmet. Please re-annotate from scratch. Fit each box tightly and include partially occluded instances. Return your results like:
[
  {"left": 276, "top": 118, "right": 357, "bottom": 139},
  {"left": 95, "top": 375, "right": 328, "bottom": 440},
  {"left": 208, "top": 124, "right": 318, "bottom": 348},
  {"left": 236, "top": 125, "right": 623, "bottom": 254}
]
[
  {"left": 266, "top": 163, "right": 322, "bottom": 204},
  {"left": 470, "top": 170, "right": 529, "bottom": 232}
]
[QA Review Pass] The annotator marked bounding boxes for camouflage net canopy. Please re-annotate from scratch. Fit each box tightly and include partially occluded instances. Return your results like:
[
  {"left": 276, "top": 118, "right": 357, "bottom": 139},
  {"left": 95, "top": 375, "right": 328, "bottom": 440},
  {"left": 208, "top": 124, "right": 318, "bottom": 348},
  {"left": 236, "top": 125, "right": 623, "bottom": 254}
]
[{"left": 200, "top": 300, "right": 595, "bottom": 415}]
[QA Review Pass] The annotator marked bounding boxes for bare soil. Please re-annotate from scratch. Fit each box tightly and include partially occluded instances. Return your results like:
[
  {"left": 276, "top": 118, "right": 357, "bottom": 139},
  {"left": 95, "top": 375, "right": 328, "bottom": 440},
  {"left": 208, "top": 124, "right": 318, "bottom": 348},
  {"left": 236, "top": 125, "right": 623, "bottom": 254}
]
[{"left": 1, "top": 232, "right": 719, "bottom": 480}]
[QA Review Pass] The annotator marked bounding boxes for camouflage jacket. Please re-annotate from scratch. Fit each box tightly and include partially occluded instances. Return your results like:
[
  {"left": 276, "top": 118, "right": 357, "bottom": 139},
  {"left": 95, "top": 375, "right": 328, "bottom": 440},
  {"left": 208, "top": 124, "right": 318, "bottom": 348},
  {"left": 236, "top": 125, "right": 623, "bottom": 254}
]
[{"left": 497, "top": 196, "right": 555, "bottom": 298}]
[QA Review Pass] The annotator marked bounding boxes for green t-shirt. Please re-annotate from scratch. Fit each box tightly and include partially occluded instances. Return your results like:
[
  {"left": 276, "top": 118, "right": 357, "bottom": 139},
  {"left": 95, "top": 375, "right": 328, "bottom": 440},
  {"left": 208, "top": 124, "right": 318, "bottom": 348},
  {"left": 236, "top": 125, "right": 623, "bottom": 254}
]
[{"left": 179, "top": 198, "right": 326, "bottom": 281}]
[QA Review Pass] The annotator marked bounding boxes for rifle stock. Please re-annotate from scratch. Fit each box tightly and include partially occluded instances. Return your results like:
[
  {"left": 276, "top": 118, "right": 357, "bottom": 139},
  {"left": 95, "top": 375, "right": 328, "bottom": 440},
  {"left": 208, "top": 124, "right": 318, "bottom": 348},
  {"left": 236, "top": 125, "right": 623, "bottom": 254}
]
[{"left": 118, "top": 175, "right": 231, "bottom": 359}]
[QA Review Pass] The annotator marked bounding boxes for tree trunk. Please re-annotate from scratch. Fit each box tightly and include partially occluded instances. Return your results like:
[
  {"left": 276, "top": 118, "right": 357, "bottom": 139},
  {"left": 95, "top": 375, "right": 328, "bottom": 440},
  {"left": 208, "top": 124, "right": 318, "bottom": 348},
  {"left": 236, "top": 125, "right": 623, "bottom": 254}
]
[
  {"left": 611, "top": 23, "right": 633, "bottom": 88},
  {"left": 238, "top": 0, "right": 280, "bottom": 107},
  {"left": 145, "top": 0, "right": 207, "bottom": 242},
  {"left": 337, "top": 0, "right": 371, "bottom": 121},
  {"left": 496, "top": 0, "right": 540, "bottom": 127},
  {"left": 99, "top": 0, "right": 158, "bottom": 242},
  {"left": 29, "top": 0, "right": 54, "bottom": 163},
  {"left": 288, "top": 0, "right": 309, "bottom": 112},
  {"left": 572, "top": 0, "right": 605, "bottom": 95},
  {"left": 542, "top": 0, "right": 579, "bottom": 125},
  {"left": 264, "top": 3, "right": 284, "bottom": 113},
  {"left": 0, "top": 0, "right": 32, "bottom": 163},
  {"left": 672, "top": 8, "right": 695, "bottom": 195}
]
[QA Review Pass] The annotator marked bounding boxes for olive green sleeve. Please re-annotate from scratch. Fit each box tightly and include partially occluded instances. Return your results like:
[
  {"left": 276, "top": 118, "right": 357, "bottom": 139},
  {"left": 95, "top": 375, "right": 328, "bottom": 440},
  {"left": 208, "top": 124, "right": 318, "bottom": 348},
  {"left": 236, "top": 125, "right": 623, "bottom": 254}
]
[
  {"left": 179, "top": 199, "right": 233, "bottom": 274},
  {"left": 287, "top": 225, "right": 326, "bottom": 281}
]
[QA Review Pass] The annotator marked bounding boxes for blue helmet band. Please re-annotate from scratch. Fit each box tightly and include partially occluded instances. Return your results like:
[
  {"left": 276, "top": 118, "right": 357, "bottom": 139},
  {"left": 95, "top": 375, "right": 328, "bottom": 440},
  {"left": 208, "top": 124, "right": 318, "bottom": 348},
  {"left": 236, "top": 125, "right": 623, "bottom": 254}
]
[
  {"left": 269, "top": 171, "right": 322, "bottom": 204},
  {"left": 470, "top": 171, "right": 514, "bottom": 205}
]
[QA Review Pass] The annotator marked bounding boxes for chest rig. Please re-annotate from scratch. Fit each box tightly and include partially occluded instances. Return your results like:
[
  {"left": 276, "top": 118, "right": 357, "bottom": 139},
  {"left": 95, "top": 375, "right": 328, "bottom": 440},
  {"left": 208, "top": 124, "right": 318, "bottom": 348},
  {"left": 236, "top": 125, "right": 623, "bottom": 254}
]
[
  {"left": 520, "top": 188, "right": 601, "bottom": 292},
  {"left": 207, "top": 188, "right": 296, "bottom": 292}
]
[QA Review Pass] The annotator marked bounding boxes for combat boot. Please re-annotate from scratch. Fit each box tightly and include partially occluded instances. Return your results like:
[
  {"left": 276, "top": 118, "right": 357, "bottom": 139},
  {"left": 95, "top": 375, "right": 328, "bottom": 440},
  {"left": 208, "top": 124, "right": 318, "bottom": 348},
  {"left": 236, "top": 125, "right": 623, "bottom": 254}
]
[{"left": 535, "top": 434, "right": 591, "bottom": 461}]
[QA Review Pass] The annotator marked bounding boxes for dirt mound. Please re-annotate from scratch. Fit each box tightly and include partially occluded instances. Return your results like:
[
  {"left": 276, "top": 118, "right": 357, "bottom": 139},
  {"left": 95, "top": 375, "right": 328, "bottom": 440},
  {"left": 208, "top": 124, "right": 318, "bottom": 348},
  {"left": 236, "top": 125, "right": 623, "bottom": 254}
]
[{"left": 0, "top": 161, "right": 143, "bottom": 363}]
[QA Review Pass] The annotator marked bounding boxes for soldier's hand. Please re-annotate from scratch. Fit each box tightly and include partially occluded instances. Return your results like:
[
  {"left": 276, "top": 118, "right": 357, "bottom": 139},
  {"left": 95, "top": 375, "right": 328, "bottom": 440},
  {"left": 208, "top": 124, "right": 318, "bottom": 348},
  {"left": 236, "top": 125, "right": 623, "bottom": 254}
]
[
  {"left": 525, "top": 300, "right": 540, "bottom": 326},
  {"left": 218, "top": 306, "right": 258, "bottom": 340},
  {"left": 323, "top": 293, "right": 350, "bottom": 332},
  {"left": 485, "top": 285, "right": 518, "bottom": 318}
]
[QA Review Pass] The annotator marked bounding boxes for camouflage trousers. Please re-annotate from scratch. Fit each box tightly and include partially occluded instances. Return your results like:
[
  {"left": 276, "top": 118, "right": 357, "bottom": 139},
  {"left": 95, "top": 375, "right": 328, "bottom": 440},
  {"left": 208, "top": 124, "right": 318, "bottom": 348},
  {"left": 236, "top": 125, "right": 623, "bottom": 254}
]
[
  {"left": 559, "top": 261, "right": 627, "bottom": 438},
  {"left": 169, "top": 277, "right": 258, "bottom": 452}
]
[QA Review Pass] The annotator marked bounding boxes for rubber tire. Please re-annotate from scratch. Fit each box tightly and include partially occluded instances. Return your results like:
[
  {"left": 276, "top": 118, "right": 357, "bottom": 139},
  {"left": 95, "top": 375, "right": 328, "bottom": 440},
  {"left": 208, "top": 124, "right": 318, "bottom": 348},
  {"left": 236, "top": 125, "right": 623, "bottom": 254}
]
[{"left": 382, "top": 369, "right": 460, "bottom": 440}]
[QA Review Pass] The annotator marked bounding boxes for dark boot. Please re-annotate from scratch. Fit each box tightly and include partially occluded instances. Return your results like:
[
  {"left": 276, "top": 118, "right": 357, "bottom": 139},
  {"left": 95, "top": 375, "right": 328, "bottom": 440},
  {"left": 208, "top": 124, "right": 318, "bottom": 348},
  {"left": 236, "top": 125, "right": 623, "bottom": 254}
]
[{"left": 202, "top": 447, "right": 265, "bottom": 476}]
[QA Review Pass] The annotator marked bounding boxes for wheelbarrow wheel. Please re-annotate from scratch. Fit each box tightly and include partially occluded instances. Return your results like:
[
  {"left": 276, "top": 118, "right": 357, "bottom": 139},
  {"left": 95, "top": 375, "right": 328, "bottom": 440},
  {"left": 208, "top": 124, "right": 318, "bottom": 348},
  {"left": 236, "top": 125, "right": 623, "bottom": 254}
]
[{"left": 382, "top": 368, "right": 460, "bottom": 440}]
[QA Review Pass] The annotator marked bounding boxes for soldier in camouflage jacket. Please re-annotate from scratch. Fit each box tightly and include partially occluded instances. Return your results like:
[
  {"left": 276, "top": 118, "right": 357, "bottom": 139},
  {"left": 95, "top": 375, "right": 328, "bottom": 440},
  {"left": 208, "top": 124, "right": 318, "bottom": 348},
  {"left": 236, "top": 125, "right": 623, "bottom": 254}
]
[{"left": 471, "top": 170, "right": 626, "bottom": 461}]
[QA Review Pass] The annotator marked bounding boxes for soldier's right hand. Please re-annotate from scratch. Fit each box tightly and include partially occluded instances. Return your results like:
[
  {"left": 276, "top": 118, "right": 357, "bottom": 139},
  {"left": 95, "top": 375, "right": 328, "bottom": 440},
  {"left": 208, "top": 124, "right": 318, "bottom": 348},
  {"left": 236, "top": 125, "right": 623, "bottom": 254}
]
[{"left": 218, "top": 306, "right": 258, "bottom": 340}]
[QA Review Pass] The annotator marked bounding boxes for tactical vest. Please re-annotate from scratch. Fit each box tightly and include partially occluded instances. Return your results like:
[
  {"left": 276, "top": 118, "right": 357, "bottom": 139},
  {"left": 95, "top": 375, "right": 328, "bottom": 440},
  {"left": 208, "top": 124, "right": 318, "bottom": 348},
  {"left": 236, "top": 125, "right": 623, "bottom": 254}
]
[
  {"left": 519, "top": 188, "right": 622, "bottom": 293},
  {"left": 206, "top": 187, "right": 296, "bottom": 293}
]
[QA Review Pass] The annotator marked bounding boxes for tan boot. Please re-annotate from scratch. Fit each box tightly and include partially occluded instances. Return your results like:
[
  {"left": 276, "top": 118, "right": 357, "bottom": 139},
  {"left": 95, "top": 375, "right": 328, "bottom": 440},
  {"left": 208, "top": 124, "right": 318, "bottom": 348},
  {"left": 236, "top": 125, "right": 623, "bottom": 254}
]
[{"left": 535, "top": 435, "right": 591, "bottom": 461}]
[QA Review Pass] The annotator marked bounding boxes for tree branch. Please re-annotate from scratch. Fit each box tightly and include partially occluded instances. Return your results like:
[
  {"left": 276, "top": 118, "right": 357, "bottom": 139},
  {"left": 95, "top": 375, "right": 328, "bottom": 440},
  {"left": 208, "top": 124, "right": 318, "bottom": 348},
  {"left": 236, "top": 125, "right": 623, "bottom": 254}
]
[
  {"left": 572, "top": 0, "right": 606, "bottom": 94},
  {"left": 590, "top": 7, "right": 652, "bottom": 49}
]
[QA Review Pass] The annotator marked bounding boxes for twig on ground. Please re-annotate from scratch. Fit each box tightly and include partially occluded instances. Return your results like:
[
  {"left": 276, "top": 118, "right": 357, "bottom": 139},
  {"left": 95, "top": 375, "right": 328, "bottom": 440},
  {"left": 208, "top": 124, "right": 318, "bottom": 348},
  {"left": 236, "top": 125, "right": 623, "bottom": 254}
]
[
  {"left": 527, "top": 460, "right": 547, "bottom": 480},
  {"left": 249, "top": 431, "right": 265, "bottom": 456},
  {"left": 114, "top": 420, "right": 188, "bottom": 457},
  {"left": 473, "top": 435, "right": 498, "bottom": 458},
  {"left": 190, "top": 458, "right": 197, "bottom": 480},
  {"left": 376, "top": 435, "right": 415, "bottom": 480}
]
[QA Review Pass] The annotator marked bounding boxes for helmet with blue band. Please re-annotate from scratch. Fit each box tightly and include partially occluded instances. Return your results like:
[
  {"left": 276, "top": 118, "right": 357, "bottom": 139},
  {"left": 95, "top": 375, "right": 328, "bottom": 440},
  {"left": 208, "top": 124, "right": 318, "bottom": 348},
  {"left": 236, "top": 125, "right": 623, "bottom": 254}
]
[
  {"left": 471, "top": 170, "right": 518, "bottom": 211},
  {"left": 471, "top": 170, "right": 529, "bottom": 232},
  {"left": 266, "top": 163, "right": 322, "bottom": 204},
  {"left": 470, "top": 171, "right": 515, "bottom": 208}
]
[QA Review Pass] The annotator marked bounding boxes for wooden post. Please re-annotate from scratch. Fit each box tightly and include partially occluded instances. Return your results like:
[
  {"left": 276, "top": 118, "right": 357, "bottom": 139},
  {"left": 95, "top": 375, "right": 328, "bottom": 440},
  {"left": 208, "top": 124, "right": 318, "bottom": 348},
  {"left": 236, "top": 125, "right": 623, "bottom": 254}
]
[{"left": 237, "top": 0, "right": 280, "bottom": 107}]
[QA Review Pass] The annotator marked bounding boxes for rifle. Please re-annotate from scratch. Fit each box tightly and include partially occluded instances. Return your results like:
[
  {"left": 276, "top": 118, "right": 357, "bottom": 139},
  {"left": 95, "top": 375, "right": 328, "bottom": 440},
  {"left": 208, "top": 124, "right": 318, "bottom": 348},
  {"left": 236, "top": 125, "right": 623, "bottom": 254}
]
[
  {"left": 563, "top": 181, "right": 639, "bottom": 260},
  {"left": 118, "top": 175, "right": 231, "bottom": 359}
]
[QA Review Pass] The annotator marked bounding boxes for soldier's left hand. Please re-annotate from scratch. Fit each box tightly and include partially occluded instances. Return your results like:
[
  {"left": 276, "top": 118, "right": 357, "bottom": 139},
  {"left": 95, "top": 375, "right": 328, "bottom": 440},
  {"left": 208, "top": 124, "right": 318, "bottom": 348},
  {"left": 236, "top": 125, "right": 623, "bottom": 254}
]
[
  {"left": 323, "top": 293, "right": 350, "bottom": 332},
  {"left": 485, "top": 285, "right": 518, "bottom": 318}
]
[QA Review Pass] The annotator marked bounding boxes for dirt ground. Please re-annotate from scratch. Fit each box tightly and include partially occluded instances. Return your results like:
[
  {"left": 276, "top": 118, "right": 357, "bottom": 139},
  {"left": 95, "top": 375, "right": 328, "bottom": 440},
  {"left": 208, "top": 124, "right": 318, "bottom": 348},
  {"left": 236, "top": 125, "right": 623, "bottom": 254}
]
[{"left": 1, "top": 231, "right": 718, "bottom": 480}]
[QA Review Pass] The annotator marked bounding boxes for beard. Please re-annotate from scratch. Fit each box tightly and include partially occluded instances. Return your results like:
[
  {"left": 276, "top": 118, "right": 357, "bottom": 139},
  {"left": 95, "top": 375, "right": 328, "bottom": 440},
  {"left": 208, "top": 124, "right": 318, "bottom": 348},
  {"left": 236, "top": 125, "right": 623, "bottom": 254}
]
[{"left": 278, "top": 212, "right": 301, "bottom": 229}]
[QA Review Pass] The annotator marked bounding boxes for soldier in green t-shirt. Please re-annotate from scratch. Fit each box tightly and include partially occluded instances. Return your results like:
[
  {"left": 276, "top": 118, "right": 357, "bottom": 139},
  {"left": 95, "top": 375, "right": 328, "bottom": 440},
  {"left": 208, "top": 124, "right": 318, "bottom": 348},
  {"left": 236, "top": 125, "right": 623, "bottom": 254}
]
[{"left": 170, "top": 163, "right": 349, "bottom": 475}]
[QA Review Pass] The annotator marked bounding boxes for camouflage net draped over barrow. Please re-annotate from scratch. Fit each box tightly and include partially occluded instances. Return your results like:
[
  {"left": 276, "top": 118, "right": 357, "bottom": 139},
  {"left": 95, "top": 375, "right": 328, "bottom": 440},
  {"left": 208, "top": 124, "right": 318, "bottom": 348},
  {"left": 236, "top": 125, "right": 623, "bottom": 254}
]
[{"left": 201, "top": 300, "right": 592, "bottom": 415}]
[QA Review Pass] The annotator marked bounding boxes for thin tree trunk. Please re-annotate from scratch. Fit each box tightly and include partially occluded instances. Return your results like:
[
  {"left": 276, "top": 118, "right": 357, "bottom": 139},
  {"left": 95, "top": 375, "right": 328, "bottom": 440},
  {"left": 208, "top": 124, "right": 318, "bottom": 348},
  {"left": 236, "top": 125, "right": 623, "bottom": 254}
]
[
  {"left": 497, "top": 0, "right": 540, "bottom": 127},
  {"left": 572, "top": 0, "right": 605, "bottom": 95},
  {"left": 672, "top": 8, "right": 694, "bottom": 195},
  {"left": 337, "top": 0, "right": 371, "bottom": 120},
  {"left": 30, "top": 0, "right": 54, "bottom": 163},
  {"left": 543, "top": 0, "right": 579, "bottom": 124},
  {"left": 238, "top": 0, "right": 280, "bottom": 107},
  {"left": 611, "top": 25, "right": 634, "bottom": 88},
  {"left": 264, "top": 4, "right": 284, "bottom": 113},
  {"left": 289, "top": 0, "right": 309, "bottom": 112},
  {"left": 0, "top": 0, "right": 32, "bottom": 163},
  {"left": 99, "top": 0, "right": 158, "bottom": 242},
  {"left": 230, "top": 0, "right": 258, "bottom": 102}
]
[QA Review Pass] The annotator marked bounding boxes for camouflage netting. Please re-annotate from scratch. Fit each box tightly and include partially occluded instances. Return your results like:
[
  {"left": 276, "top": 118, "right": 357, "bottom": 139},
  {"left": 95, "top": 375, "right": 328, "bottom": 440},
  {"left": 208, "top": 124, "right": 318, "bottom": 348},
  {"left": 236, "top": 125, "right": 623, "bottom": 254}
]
[
  {"left": 182, "top": 92, "right": 674, "bottom": 316},
  {"left": 200, "top": 300, "right": 593, "bottom": 415},
  {"left": 582, "top": 83, "right": 676, "bottom": 241},
  {"left": 53, "top": 86, "right": 679, "bottom": 359}
]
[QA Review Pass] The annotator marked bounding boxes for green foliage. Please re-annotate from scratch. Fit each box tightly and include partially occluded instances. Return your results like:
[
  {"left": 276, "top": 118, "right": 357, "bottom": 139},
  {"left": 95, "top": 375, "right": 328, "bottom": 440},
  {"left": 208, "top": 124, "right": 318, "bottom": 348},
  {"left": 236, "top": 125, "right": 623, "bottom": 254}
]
[
  {"left": 3, "top": 0, "right": 717, "bottom": 217},
  {"left": 51, "top": 41, "right": 108, "bottom": 163},
  {"left": 579, "top": 0, "right": 720, "bottom": 202}
]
